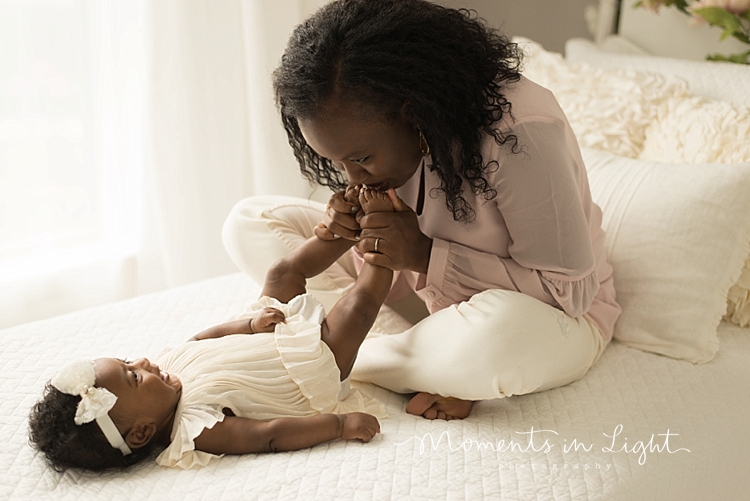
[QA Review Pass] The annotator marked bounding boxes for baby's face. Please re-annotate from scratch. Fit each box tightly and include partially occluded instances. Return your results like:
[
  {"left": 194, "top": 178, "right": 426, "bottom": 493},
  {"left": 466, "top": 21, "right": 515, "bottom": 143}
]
[{"left": 94, "top": 358, "right": 182, "bottom": 443}]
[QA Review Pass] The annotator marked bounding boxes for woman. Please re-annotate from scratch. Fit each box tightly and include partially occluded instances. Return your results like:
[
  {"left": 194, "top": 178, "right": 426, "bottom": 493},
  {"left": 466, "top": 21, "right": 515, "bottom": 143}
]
[{"left": 223, "top": 0, "right": 621, "bottom": 420}]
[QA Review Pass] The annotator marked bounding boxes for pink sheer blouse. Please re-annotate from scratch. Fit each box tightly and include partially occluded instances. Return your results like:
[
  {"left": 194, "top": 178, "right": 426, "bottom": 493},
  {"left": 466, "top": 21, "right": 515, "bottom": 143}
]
[{"left": 387, "top": 76, "right": 621, "bottom": 341}]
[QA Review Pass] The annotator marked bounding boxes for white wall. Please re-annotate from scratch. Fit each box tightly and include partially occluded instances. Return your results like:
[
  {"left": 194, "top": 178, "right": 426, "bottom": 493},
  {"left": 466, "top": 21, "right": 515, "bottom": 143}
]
[
  {"left": 618, "top": 3, "right": 748, "bottom": 60},
  {"left": 433, "top": 0, "right": 600, "bottom": 53}
]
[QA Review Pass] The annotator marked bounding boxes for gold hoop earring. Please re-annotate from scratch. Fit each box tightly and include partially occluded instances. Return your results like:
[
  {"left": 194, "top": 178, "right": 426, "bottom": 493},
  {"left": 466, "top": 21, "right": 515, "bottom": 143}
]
[{"left": 418, "top": 126, "right": 430, "bottom": 157}]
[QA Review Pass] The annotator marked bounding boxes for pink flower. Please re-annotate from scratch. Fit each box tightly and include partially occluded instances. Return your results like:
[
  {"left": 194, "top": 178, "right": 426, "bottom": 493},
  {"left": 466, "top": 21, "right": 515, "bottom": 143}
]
[{"left": 725, "top": 0, "right": 750, "bottom": 14}]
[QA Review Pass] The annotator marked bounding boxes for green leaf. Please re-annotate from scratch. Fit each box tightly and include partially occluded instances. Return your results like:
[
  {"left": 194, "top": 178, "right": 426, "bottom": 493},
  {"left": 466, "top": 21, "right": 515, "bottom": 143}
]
[
  {"left": 692, "top": 7, "right": 741, "bottom": 40},
  {"left": 723, "top": 27, "right": 738, "bottom": 40},
  {"left": 741, "top": 10, "right": 750, "bottom": 23},
  {"left": 706, "top": 50, "right": 750, "bottom": 65},
  {"left": 673, "top": 0, "right": 690, "bottom": 10}
]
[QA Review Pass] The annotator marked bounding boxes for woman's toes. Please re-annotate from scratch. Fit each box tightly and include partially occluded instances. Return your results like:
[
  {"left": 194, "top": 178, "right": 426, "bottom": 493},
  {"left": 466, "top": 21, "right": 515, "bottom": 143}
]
[
  {"left": 406, "top": 392, "right": 439, "bottom": 416},
  {"left": 435, "top": 397, "right": 473, "bottom": 419},
  {"left": 407, "top": 393, "right": 473, "bottom": 420}
]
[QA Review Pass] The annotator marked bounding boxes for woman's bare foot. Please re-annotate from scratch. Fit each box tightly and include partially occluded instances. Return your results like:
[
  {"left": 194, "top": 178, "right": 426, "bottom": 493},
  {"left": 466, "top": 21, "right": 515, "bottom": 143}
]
[
  {"left": 359, "top": 187, "right": 394, "bottom": 214},
  {"left": 406, "top": 392, "right": 473, "bottom": 421}
]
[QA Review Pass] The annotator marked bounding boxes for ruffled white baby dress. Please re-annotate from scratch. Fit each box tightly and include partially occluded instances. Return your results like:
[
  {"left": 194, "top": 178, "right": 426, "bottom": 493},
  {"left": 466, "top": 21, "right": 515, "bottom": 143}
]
[{"left": 155, "top": 294, "right": 386, "bottom": 469}]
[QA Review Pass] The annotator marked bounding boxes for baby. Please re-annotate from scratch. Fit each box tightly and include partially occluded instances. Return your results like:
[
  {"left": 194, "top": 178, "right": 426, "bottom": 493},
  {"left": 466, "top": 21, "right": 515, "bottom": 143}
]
[{"left": 29, "top": 187, "right": 396, "bottom": 470}]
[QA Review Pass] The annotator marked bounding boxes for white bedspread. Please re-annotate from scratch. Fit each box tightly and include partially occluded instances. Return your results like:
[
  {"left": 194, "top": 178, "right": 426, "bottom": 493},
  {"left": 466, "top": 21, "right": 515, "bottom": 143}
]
[{"left": 2, "top": 273, "right": 748, "bottom": 500}]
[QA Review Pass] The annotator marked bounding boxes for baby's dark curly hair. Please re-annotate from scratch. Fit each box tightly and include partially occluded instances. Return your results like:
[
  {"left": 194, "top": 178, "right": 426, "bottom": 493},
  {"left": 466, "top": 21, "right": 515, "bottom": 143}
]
[
  {"left": 28, "top": 383, "right": 157, "bottom": 471},
  {"left": 273, "top": 0, "right": 523, "bottom": 222}
]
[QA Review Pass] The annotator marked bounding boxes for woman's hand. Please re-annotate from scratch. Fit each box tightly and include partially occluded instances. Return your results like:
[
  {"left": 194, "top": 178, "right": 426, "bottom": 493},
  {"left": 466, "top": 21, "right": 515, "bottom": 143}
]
[
  {"left": 314, "top": 189, "right": 361, "bottom": 241},
  {"left": 357, "top": 189, "right": 432, "bottom": 274}
]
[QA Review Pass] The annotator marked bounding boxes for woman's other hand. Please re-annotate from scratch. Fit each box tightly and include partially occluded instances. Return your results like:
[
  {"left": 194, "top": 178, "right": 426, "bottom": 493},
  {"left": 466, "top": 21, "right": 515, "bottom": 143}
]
[
  {"left": 357, "top": 189, "right": 432, "bottom": 274},
  {"left": 314, "top": 189, "right": 362, "bottom": 241}
]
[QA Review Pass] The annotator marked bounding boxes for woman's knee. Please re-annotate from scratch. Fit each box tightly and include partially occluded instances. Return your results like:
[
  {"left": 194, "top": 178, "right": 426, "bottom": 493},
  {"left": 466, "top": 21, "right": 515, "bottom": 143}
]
[
  {"left": 448, "top": 289, "right": 600, "bottom": 396},
  {"left": 222, "top": 195, "right": 325, "bottom": 279},
  {"left": 223, "top": 196, "right": 322, "bottom": 244}
]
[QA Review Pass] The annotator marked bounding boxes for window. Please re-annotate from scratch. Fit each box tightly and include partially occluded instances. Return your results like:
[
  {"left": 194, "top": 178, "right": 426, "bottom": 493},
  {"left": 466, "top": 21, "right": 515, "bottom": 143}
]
[{"left": 0, "top": 0, "right": 145, "bottom": 327}]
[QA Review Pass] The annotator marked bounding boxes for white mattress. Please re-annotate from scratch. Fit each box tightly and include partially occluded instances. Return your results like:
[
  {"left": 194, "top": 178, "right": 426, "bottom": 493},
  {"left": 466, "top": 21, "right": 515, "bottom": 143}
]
[{"left": 2, "top": 272, "right": 749, "bottom": 500}]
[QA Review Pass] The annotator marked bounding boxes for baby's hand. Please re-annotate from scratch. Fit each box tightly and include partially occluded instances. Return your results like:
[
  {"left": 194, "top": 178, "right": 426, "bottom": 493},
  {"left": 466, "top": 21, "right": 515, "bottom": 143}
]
[
  {"left": 250, "top": 307, "right": 285, "bottom": 333},
  {"left": 340, "top": 412, "right": 380, "bottom": 443}
]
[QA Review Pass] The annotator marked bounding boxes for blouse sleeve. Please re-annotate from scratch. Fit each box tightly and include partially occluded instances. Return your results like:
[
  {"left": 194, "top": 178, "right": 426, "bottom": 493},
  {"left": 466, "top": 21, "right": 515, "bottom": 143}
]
[{"left": 415, "top": 119, "right": 599, "bottom": 318}]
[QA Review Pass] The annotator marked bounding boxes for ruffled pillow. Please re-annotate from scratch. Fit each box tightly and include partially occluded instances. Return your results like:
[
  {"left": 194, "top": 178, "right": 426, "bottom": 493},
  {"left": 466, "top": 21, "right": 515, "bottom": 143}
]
[
  {"left": 514, "top": 37, "right": 688, "bottom": 158},
  {"left": 640, "top": 96, "right": 750, "bottom": 164}
]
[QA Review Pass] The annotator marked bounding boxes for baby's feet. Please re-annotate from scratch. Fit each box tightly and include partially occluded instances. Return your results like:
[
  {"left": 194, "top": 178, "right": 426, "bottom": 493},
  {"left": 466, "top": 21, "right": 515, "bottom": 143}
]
[
  {"left": 344, "top": 185, "right": 362, "bottom": 206},
  {"left": 359, "top": 188, "right": 394, "bottom": 214},
  {"left": 406, "top": 392, "right": 473, "bottom": 421}
]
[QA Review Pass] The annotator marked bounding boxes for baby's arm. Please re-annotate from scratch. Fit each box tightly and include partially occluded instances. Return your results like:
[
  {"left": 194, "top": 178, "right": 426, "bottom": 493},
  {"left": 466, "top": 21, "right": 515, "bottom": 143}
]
[
  {"left": 188, "top": 308, "right": 285, "bottom": 341},
  {"left": 193, "top": 412, "right": 379, "bottom": 454}
]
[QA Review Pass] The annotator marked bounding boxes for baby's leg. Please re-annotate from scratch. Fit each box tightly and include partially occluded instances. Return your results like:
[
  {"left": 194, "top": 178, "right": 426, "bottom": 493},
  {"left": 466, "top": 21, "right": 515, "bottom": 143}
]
[
  {"left": 223, "top": 196, "right": 360, "bottom": 313},
  {"left": 262, "top": 236, "right": 355, "bottom": 303},
  {"left": 321, "top": 261, "right": 394, "bottom": 380}
]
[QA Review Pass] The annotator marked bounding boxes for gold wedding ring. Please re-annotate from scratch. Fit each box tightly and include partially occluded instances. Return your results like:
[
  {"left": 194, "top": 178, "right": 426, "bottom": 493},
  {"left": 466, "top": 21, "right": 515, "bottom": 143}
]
[{"left": 374, "top": 237, "right": 380, "bottom": 253}]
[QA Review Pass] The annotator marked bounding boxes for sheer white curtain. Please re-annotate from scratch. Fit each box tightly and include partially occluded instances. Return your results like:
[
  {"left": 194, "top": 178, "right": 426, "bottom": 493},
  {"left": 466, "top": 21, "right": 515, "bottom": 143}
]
[{"left": 0, "top": 0, "right": 329, "bottom": 329}]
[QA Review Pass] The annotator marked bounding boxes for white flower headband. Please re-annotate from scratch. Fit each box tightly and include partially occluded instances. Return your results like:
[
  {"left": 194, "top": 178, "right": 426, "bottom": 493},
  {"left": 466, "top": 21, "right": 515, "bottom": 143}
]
[{"left": 51, "top": 360, "right": 132, "bottom": 456}]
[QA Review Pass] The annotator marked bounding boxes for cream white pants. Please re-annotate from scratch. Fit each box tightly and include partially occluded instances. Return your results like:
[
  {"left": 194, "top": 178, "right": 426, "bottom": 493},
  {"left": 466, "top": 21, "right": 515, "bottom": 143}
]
[{"left": 222, "top": 196, "right": 606, "bottom": 401}]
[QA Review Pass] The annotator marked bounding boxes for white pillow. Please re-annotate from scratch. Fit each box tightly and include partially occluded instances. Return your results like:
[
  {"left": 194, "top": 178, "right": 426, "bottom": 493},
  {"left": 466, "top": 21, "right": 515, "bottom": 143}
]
[
  {"left": 514, "top": 37, "right": 688, "bottom": 158},
  {"left": 582, "top": 148, "right": 750, "bottom": 363},
  {"left": 565, "top": 37, "right": 750, "bottom": 108}
]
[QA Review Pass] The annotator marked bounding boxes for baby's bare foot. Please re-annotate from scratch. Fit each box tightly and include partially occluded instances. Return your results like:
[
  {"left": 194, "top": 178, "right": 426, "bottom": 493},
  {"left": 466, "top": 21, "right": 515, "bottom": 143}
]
[
  {"left": 359, "top": 188, "right": 394, "bottom": 214},
  {"left": 344, "top": 185, "right": 362, "bottom": 206}
]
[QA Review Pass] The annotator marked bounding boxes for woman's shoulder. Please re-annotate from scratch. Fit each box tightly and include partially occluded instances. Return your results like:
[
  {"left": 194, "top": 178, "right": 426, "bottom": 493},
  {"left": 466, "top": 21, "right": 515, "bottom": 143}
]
[
  {"left": 482, "top": 76, "right": 571, "bottom": 160},
  {"left": 501, "top": 75, "right": 567, "bottom": 127}
]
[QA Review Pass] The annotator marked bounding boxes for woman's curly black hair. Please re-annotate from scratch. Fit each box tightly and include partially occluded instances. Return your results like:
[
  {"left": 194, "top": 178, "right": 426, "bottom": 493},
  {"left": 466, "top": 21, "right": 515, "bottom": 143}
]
[
  {"left": 273, "top": 0, "right": 523, "bottom": 222},
  {"left": 28, "top": 383, "right": 158, "bottom": 472}
]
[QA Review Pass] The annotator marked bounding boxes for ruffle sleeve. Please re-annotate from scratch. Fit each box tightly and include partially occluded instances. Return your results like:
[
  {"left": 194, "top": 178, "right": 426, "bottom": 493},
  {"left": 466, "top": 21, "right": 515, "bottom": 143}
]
[{"left": 155, "top": 403, "right": 226, "bottom": 469}]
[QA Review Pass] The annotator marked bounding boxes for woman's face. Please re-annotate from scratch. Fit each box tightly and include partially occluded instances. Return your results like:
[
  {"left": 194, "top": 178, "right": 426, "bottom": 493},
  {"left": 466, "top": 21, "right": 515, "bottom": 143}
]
[{"left": 297, "top": 102, "right": 424, "bottom": 191}]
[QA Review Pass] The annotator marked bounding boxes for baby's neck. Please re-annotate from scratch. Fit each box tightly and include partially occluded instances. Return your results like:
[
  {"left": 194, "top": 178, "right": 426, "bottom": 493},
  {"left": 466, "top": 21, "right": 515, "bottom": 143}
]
[{"left": 154, "top": 406, "right": 179, "bottom": 446}]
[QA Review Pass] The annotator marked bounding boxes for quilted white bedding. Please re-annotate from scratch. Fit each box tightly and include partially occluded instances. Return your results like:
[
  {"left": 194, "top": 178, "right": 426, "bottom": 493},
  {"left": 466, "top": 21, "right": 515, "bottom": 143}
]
[{"left": 2, "top": 272, "right": 749, "bottom": 500}]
